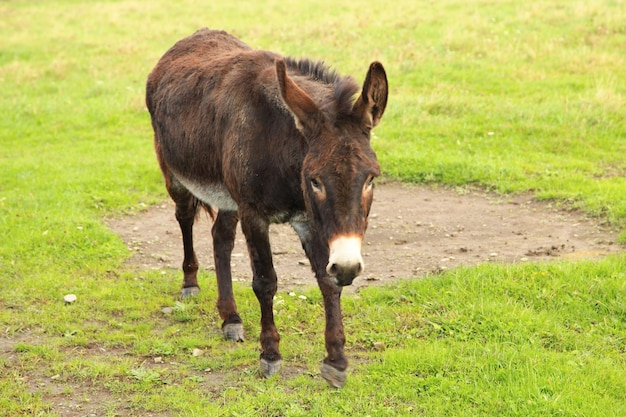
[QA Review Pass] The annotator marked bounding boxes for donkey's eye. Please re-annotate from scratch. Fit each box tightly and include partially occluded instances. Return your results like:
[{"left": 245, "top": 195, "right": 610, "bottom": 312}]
[
  {"left": 364, "top": 176, "right": 375, "bottom": 191},
  {"left": 310, "top": 177, "right": 323, "bottom": 192}
]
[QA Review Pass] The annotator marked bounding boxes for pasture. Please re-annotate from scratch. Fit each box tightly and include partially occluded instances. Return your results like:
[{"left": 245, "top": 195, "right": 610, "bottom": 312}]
[{"left": 1, "top": 0, "right": 625, "bottom": 416}]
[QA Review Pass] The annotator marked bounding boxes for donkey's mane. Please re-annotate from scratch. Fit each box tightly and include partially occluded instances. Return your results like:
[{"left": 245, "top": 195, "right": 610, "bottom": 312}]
[{"left": 285, "top": 57, "right": 360, "bottom": 118}]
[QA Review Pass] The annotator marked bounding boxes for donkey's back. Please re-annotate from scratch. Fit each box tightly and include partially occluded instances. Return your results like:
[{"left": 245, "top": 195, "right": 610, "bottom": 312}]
[
  {"left": 146, "top": 28, "right": 284, "bottom": 202},
  {"left": 146, "top": 28, "right": 255, "bottom": 124},
  {"left": 146, "top": 28, "right": 260, "bottom": 98}
]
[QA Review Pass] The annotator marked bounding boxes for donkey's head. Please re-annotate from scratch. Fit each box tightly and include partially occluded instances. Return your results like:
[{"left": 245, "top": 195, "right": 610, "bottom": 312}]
[{"left": 276, "top": 59, "right": 388, "bottom": 286}]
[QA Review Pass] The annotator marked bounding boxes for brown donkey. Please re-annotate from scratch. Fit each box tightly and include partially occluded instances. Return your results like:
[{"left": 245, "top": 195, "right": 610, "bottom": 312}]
[{"left": 146, "top": 28, "right": 388, "bottom": 387}]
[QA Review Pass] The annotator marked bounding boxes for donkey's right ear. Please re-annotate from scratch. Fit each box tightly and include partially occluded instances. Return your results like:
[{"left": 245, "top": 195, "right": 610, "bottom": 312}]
[
  {"left": 275, "top": 59, "right": 323, "bottom": 136},
  {"left": 353, "top": 62, "right": 388, "bottom": 131}
]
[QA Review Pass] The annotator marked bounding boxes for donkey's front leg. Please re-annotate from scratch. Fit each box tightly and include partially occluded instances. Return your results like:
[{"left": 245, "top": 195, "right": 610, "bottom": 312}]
[
  {"left": 291, "top": 221, "right": 347, "bottom": 387},
  {"left": 240, "top": 211, "right": 282, "bottom": 377},
  {"left": 317, "top": 276, "right": 347, "bottom": 388}
]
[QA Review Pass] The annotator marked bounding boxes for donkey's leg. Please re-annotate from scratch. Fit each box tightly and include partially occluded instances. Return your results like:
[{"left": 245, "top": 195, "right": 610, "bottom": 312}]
[
  {"left": 172, "top": 187, "right": 201, "bottom": 298},
  {"left": 317, "top": 277, "right": 347, "bottom": 388},
  {"left": 292, "top": 220, "right": 347, "bottom": 388},
  {"left": 240, "top": 211, "right": 282, "bottom": 377},
  {"left": 212, "top": 210, "right": 244, "bottom": 342}
]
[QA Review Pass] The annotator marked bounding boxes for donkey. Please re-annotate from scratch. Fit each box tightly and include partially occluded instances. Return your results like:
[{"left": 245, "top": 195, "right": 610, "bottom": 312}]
[{"left": 146, "top": 28, "right": 387, "bottom": 387}]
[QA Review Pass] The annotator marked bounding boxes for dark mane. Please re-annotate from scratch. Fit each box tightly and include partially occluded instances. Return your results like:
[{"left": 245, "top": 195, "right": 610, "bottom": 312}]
[{"left": 285, "top": 57, "right": 359, "bottom": 117}]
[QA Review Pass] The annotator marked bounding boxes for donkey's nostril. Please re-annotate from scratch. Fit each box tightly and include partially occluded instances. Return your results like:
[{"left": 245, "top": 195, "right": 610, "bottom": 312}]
[{"left": 328, "top": 263, "right": 339, "bottom": 276}]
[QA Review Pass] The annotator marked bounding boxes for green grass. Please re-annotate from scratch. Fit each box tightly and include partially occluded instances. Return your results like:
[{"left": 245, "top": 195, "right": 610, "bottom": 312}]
[
  {"left": 1, "top": 260, "right": 624, "bottom": 416},
  {"left": 374, "top": 1, "right": 626, "bottom": 227},
  {"left": 1, "top": 0, "right": 625, "bottom": 415}
]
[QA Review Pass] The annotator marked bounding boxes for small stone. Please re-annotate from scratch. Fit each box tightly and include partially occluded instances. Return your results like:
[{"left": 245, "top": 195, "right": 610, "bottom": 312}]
[
  {"left": 50, "top": 374, "right": 60, "bottom": 380},
  {"left": 154, "top": 357, "right": 163, "bottom": 364},
  {"left": 161, "top": 307, "right": 173, "bottom": 315},
  {"left": 192, "top": 348, "right": 203, "bottom": 357},
  {"left": 373, "top": 342, "right": 386, "bottom": 351},
  {"left": 64, "top": 294, "right": 77, "bottom": 304},
  {"left": 298, "top": 295, "right": 307, "bottom": 300}
]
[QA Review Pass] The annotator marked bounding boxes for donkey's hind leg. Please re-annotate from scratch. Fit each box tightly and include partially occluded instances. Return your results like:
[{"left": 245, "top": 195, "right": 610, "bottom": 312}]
[
  {"left": 172, "top": 190, "right": 202, "bottom": 298},
  {"left": 212, "top": 210, "right": 244, "bottom": 342}
]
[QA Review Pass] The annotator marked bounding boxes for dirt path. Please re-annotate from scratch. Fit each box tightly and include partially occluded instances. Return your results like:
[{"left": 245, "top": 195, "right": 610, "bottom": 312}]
[{"left": 108, "top": 182, "right": 623, "bottom": 293}]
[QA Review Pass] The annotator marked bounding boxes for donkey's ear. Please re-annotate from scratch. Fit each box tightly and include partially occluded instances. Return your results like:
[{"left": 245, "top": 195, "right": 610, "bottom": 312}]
[
  {"left": 353, "top": 62, "right": 388, "bottom": 131},
  {"left": 275, "top": 59, "right": 322, "bottom": 135}
]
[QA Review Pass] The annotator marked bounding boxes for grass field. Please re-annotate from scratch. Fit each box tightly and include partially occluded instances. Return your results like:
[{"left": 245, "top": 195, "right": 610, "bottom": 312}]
[{"left": 1, "top": 0, "right": 625, "bottom": 416}]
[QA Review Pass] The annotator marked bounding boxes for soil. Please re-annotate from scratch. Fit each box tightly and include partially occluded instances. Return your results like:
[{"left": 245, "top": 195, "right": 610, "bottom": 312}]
[
  {"left": 5, "top": 182, "right": 622, "bottom": 416},
  {"left": 108, "top": 182, "right": 623, "bottom": 293}
]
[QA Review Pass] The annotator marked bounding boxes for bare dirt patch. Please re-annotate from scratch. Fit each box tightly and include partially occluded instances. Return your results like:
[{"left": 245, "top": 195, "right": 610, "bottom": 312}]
[{"left": 108, "top": 182, "right": 623, "bottom": 293}]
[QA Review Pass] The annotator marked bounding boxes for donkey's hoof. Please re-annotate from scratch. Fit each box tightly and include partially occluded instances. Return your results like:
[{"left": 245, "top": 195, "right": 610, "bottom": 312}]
[
  {"left": 222, "top": 323, "right": 245, "bottom": 342},
  {"left": 320, "top": 363, "right": 347, "bottom": 388},
  {"left": 181, "top": 286, "right": 200, "bottom": 298},
  {"left": 260, "top": 358, "right": 281, "bottom": 378}
]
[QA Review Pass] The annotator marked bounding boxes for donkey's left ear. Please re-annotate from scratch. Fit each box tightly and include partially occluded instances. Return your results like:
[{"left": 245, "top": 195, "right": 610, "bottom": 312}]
[
  {"left": 353, "top": 62, "right": 388, "bottom": 131},
  {"left": 275, "top": 58, "right": 323, "bottom": 136}
]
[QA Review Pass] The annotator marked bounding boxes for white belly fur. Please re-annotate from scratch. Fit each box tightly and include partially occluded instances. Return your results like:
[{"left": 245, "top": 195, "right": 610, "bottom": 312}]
[{"left": 177, "top": 176, "right": 238, "bottom": 211}]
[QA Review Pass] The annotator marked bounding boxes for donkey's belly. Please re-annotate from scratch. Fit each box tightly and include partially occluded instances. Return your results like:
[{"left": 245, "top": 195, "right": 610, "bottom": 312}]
[{"left": 177, "top": 176, "right": 238, "bottom": 211}]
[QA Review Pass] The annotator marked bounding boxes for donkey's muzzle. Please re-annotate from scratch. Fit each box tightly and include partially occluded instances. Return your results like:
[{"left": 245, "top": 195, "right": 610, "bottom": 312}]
[
  {"left": 327, "top": 236, "right": 364, "bottom": 286},
  {"left": 328, "top": 262, "right": 363, "bottom": 286}
]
